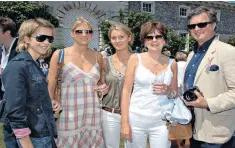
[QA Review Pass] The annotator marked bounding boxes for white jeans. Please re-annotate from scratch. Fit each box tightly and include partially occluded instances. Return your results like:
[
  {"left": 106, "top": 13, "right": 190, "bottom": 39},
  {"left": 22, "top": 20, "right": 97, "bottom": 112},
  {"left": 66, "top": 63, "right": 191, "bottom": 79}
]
[
  {"left": 125, "top": 112, "right": 171, "bottom": 148},
  {"left": 102, "top": 109, "right": 121, "bottom": 148}
]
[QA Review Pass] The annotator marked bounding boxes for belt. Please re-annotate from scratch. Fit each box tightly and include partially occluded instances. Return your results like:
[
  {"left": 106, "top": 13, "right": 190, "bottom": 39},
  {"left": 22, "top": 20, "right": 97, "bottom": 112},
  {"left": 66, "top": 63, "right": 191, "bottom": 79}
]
[{"left": 102, "top": 107, "right": 121, "bottom": 114}]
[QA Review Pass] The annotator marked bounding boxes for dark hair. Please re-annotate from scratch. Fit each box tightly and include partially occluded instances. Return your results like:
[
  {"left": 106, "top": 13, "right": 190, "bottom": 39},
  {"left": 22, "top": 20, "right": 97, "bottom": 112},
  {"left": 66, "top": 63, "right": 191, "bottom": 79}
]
[
  {"left": 187, "top": 6, "right": 217, "bottom": 24},
  {"left": 140, "top": 21, "right": 167, "bottom": 41},
  {"left": 0, "top": 16, "right": 17, "bottom": 37}
]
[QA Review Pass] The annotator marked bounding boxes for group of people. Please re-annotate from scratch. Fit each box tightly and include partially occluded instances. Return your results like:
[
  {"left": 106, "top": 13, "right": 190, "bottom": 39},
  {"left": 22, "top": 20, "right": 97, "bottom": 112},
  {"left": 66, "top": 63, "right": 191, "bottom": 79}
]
[{"left": 0, "top": 5, "right": 235, "bottom": 148}]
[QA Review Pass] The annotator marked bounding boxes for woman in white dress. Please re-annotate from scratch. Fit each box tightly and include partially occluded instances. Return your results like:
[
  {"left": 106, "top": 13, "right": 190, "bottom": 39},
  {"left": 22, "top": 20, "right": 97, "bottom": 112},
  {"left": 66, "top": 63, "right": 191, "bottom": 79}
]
[{"left": 121, "top": 21, "right": 178, "bottom": 148}]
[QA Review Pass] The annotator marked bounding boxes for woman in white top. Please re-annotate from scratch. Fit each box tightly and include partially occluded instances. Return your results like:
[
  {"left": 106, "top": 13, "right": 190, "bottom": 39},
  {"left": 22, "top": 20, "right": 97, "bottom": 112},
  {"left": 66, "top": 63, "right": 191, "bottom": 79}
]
[{"left": 121, "top": 21, "right": 178, "bottom": 148}]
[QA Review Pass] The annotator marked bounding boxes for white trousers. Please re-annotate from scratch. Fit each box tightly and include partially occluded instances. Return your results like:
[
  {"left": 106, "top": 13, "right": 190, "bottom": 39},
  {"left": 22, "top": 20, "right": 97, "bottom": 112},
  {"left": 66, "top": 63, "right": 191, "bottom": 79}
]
[
  {"left": 102, "top": 109, "right": 121, "bottom": 148},
  {"left": 124, "top": 112, "right": 171, "bottom": 148}
]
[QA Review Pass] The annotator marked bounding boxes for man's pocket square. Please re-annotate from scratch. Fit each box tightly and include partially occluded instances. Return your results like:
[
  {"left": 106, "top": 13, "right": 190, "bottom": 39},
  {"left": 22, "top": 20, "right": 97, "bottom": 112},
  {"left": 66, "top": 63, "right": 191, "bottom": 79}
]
[{"left": 209, "top": 64, "right": 219, "bottom": 71}]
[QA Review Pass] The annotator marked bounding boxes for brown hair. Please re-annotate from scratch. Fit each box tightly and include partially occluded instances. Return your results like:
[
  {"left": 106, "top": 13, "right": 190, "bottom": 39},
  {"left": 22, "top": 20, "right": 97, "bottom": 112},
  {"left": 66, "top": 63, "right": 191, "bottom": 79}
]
[
  {"left": 0, "top": 16, "right": 17, "bottom": 37},
  {"left": 140, "top": 21, "right": 167, "bottom": 41},
  {"left": 108, "top": 22, "right": 134, "bottom": 46},
  {"left": 176, "top": 52, "right": 187, "bottom": 61},
  {"left": 187, "top": 6, "right": 217, "bottom": 24}
]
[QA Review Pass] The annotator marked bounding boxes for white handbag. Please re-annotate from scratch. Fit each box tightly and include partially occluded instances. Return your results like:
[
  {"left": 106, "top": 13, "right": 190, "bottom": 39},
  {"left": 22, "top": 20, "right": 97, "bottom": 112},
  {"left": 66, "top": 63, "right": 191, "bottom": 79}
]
[{"left": 159, "top": 96, "right": 192, "bottom": 126}]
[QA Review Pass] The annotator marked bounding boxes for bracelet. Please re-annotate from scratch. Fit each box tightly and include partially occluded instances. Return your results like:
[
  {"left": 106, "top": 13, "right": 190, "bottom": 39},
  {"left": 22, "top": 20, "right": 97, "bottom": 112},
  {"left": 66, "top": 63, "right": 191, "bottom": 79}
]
[{"left": 167, "top": 89, "right": 177, "bottom": 99}]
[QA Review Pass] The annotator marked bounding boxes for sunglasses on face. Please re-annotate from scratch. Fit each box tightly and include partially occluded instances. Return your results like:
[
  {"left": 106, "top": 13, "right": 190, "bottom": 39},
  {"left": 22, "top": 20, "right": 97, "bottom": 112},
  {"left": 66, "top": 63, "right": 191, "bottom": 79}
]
[
  {"left": 32, "top": 35, "right": 54, "bottom": 43},
  {"left": 75, "top": 30, "right": 93, "bottom": 34},
  {"left": 145, "top": 35, "right": 164, "bottom": 40},
  {"left": 187, "top": 22, "right": 213, "bottom": 30}
]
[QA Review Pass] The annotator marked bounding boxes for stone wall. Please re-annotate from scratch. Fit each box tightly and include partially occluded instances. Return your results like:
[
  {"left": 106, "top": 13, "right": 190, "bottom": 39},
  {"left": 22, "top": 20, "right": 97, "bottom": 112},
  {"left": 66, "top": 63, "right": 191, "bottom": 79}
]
[{"left": 129, "top": 1, "right": 235, "bottom": 35}]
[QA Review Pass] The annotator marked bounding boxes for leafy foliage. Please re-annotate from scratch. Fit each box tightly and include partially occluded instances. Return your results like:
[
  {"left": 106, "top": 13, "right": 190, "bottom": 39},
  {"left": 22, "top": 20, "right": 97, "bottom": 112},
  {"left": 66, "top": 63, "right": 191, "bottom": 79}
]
[
  {"left": 0, "top": 1, "right": 59, "bottom": 30},
  {"left": 164, "top": 27, "right": 186, "bottom": 56},
  {"left": 227, "top": 35, "right": 235, "bottom": 46},
  {"left": 188, "top": 36, "right": 196, "bottom": 51},
  {"left": 111, "top": 9, "right": 126, "bottom": 24},
  {"left": 127, "top": 12, "right": 153, "bottom": 49},
  {"left": 100, "top": 20, "right": 111, "bottom": 45}
]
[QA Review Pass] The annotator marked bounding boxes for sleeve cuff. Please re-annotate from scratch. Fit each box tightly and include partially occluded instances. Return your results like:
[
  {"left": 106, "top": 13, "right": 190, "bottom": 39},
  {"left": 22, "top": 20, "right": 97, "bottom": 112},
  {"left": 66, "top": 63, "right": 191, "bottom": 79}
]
[{"left": 13, "top": 128, "right": 31, "bottom": 139}]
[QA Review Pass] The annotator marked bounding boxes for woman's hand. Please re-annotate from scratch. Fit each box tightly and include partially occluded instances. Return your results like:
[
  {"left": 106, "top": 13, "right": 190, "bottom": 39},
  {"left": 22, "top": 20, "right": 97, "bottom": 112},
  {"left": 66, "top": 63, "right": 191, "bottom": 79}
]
[
  {"left": 94, "top": 84, "right": 109, "bottom": 95},
  {"left": 121, "top": 122, "right": 132, "bottom": 142},
  {"left": 51, "top": 99, "right": 61, "bottom": 113},
  {"left": 18, "top": 136, "right": 34, "bottom": 148},
  {"left": 152, "top": 83, "right": 169, "bottom": 95}
]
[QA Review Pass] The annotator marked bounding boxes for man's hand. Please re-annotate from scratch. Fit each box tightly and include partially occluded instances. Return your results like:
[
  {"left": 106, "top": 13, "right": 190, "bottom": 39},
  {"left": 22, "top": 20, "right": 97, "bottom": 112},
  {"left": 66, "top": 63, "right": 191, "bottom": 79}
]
[{"left": 184, "top": 91, "right": 209, "bottom": 109}]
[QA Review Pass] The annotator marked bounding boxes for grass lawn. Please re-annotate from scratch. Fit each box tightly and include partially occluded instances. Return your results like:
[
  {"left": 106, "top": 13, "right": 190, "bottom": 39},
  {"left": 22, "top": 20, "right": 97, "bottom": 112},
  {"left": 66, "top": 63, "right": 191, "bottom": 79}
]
[{"left": 0, "top": 124, "right": 5, "bottom": 148}]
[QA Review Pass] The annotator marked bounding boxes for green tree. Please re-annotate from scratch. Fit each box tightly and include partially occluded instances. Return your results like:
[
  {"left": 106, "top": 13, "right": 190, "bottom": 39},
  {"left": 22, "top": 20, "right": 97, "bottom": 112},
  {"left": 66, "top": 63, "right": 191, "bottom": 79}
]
[
  {"left": 127, "top": 12, "right": 153, "bottom": 49},
  {"left": 111, "top": 9, "right": 126, "bottom": 24},
  {"left": 164, "top": 27, "right": 186, "bottom": 56},
  {"left": 227, "top": 35, "right": 235, "bottom": 46},
  {"left": 0, "top": 1, "right": 59, "bottom": 30},
  {"left": 100, "top": 20, "right": 111, "bottom": 45},
  {"left": 188, "top": 36, "right": 196, "bottom": 51}
]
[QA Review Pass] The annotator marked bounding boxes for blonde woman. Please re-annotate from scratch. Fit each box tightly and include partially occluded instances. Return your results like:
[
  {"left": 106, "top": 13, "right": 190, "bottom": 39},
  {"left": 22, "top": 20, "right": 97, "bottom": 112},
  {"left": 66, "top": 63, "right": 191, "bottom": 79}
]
[
  {"left": 2, "top": 18, "right": 59, "bottom": 148},
  {"left": 121, "top": 21, "right": 178, "bottom": 148},
  {"left": 48, "top": 17, "right": 107, "bottom": 147},
  {"left": 102, "top": 22, "right": 133, "bottom": 148}
]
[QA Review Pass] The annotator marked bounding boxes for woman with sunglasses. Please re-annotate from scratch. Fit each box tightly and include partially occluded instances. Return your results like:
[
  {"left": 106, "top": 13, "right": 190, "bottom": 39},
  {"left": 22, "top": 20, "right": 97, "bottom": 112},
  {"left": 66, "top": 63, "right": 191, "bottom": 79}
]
[
  {"left": 2, "top": 18, "right": 59, "bottom": 148},
  {"left": 101, "top": 22, "right": 133, "bottom": 148},
  {"left": 121, "top": 21, "right": 178, "bottom": 148},
  {"left": 48, "top": 17, "right": 107, "bottom": 147}
]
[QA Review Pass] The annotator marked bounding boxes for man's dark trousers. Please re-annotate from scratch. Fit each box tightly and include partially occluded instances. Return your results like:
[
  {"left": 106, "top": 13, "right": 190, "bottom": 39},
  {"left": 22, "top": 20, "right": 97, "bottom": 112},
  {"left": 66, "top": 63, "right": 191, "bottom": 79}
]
[{"left": 190, "top": 136, "right": 233, "bottom": 148}]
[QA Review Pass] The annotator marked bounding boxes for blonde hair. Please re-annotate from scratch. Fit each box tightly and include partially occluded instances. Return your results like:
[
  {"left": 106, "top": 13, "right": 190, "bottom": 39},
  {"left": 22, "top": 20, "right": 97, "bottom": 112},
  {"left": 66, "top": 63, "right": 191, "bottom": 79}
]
[
  {"left": 17, "top": 18, "right": 54, "bottom": 53},
  {"left": 176, "top": 52, "right": 187, "bottom": 61},
  {"left": 72, "top": 17, "right": 93, "bottom": 32},
  {"left": 108, "top": 22, "right": 134, "bottom": 46}
]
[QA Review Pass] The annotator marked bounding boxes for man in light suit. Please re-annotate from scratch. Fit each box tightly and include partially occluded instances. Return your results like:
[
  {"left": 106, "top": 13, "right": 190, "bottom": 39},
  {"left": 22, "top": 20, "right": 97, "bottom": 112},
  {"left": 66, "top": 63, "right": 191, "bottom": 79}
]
[{"left": 183, "top": 6, "right": 235, "bottom": 148}]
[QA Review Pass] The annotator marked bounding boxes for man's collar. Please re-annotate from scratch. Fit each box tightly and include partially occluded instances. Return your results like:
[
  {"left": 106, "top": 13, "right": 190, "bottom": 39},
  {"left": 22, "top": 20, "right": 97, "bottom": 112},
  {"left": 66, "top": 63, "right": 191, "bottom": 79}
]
[
  {"left": 193, "top": 36, "right": 215, "bottom": 53},
  {"left": 1, "top": 37, "right": 17, "bottom": 52}
]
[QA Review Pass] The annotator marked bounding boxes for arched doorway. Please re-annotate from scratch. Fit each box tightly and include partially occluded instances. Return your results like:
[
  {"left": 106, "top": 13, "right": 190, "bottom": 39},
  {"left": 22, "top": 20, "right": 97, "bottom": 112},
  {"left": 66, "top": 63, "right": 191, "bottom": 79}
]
[
  {"left": 62, "top": 9, "right": 99, "bottom": 49},
  {"left": 56, "top": 2, "right": 106, "bottom": 50}
]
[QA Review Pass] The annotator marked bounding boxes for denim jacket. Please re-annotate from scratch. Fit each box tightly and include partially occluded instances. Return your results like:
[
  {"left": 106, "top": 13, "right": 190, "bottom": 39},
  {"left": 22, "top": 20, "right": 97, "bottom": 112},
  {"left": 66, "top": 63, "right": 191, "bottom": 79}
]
[{"left": 2, "top": 51, "right": 57, "bottom": 138}]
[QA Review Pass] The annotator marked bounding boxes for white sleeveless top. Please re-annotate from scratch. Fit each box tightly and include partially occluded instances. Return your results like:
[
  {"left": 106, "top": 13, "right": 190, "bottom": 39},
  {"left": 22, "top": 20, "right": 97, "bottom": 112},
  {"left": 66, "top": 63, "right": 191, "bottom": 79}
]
[{"left": 129, "top": 54, "right": 174, "bottom": 122}]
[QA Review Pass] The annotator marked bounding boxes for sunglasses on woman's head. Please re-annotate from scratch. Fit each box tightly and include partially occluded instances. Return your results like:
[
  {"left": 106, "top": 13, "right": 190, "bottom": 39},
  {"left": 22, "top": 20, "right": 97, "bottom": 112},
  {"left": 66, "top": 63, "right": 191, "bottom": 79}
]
[
  {"left": 187, "top": 22, "right": 213, "bottom": 30},
  {"left": 145, "top": 35, "right": 164, "bottom": 40},
  {"left": 75, "top": 30, "right": 93, "bottom": 34},
  {"left": 32, "top": 35, "right": 54, "bottom": 43}
]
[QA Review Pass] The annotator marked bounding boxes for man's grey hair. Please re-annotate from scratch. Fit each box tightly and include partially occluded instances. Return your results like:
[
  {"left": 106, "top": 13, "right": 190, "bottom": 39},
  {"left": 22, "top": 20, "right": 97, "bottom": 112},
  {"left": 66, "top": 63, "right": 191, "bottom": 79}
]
[{"left": 187, "top": 6, "right": 217, "bottom": 24}]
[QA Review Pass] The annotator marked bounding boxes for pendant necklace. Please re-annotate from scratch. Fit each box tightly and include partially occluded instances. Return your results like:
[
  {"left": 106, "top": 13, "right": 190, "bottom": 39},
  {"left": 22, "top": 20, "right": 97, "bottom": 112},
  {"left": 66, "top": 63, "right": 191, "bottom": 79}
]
[{"left": 147, "top": 52, "right": 161, "bottom": 74}]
